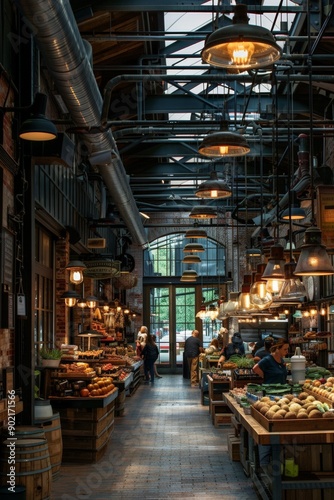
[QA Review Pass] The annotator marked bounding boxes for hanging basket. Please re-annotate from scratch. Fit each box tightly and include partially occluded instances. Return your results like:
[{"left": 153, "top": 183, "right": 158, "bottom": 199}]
[{"left": 114, "top": 273, "right": 138, "bottom": 290}]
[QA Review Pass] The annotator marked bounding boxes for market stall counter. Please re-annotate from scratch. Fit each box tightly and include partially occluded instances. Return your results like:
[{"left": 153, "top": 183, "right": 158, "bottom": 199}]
[{"left": 224, "top": 393, "right": 334, "bottom": 500}]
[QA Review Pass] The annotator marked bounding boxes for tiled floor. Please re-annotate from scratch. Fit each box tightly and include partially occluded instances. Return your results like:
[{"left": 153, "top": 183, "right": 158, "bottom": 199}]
[{"left": 51, "top": 375, "right": 259, "bottom": 499}]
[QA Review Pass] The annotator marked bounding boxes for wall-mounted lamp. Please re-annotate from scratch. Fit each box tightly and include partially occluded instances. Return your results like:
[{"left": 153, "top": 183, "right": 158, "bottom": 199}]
[
  {"left": 66, "top": 260, "right": 86, "bottom": 284},
  {"left": 201, "top": 4, "right": 281, "bottom": 70},
  {"left": 0, "top": 92, "right": 58, "bottom": 143},
  {"left": 61, "top": 290, "right": 80, "bottom": 307}
]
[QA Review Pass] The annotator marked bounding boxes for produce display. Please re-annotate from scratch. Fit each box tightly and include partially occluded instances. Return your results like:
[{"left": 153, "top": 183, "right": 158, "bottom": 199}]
[
  {"left": 58, "top": 362, "right": 96, "bottom": 377},
  {"left": 77, "top": 349, "right": 104, "bottom": 359},
  {"left": 305, "top": 365, "right": 332, "bottom": 380},
  {"left": 51, "top": 375, "right": 115, "bottom": 397},
  {"left": 252, "top": 393, "right": 334, "bottom": 419},
  {"left": 303, "top": 376, "right": 334, "bottom": 402}
]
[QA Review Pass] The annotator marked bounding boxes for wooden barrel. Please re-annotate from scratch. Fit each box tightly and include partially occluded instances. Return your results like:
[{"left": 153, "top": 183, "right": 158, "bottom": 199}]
[
  {"left": 34, "top": 413, "right": 63, "bottom": 477},
  {"left": 0, "top": 438, "right": 52, "bottom": 500},
  {"left": 15, "top": 426, "right": 46, "bottom": 440}
]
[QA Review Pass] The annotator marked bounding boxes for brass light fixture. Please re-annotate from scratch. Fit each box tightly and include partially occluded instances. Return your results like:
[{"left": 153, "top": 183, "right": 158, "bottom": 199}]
[
  {"left": 249, "top": 263, "right": 273, "bottom": 310},
  {"left": 189, "top": 205, "right": 217, "bottom": 219},
  {"left": 198, "top": 131, "right": 250, "bottom": 158},
  {"left": 195, "top": 171, "right": 232, "bottom": 198},
  {"left": 182, "top": 254, "right": 202, "bottom": 264},
  {"left": 294, "top": 227, "right": 334, "bottom": 276},
  {"left": 183, "top": 243, "right": 205, "bottom": 253},
  {"left": 185, "top": 228, "right": 207, "bottom": 239},
  {"left": 61, "top": 290, "right": 80, "bottom": 307},
  {"left": 180, "top": 270, "right": 198, "bottom": 282},
  {"left": 201, "top": 4, "right": 281, "bottom": 70}
]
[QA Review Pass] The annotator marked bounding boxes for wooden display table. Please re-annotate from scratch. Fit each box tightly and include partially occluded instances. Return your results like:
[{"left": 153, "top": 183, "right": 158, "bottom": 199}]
[
  {"left": 128, "top": 360, "right": 143, "bottom": 396},
  {"left": 113, "top": 372, "right": 133, "bottom": 416},
  {"left": 50, "top": 389, "right": 118, "bottom": 463},
  {"left": 224, "top": 393, "right": 334, "bottom": 500}
]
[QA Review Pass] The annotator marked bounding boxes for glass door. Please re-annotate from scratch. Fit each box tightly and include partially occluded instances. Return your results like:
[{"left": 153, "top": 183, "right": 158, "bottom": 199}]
[{"left": 148, "top": 286, "right": 195, "bottom": 371}]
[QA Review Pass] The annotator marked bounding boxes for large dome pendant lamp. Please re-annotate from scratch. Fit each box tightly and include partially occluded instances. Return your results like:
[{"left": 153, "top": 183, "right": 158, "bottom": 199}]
[
  {"left": 294, "top": 227, "right": 334, "bottom": 276},
  {"left": 198, "top": 131, "right": 250, "bottom": 158},
  {"left": 195, "top": 171, "right": 232, "bottom": 199},
  {"left": 201, "top": 4, "right": 281, "bottom": 71}
]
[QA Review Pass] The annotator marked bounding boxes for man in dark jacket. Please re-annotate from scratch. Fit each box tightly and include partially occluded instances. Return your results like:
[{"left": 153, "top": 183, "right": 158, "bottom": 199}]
[
  {"left": 218, "top": 332, "right": 245, "bottom": 367},
  {"left": 184, "top": 330, "right": 204, "bottom": 387}
]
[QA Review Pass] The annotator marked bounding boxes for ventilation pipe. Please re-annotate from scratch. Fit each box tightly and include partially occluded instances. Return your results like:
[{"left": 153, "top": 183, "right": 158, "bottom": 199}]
[{"left": 16, "top": 0, "right": 148, "bottom": 248}]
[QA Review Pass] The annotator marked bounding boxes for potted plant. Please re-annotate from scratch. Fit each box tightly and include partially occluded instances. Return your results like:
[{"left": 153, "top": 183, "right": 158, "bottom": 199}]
[{"left": 39, "top": 346, "right": 62, "bottom": 367}]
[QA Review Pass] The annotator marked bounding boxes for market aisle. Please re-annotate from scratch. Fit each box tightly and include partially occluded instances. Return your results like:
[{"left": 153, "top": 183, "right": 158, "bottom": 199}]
[{"left": 51, "top": 375, "right": 259, "bottom": 500}]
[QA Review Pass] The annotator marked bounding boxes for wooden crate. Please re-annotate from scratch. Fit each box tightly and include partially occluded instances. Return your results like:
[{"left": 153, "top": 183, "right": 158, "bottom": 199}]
[
  {"left": 251, "top": 405, "right": 334, "bottom": 432},
  {"left": 61, "top": 406, "right": 114, "bottom": 436},
  {"left": 62, "top": 421, "right": 114, "bottom": 463},
  {"left": 214, "top": 413, "right": 232, "bottom": 427},
  {"left": 227, "top": 434, "right": 240, "bottom": 461},
  {"left": 62, "top": 420, "right": 114, "bottom": 450},
  {"left": 57, "top": 401, "right": 114, "bottom": 421}
]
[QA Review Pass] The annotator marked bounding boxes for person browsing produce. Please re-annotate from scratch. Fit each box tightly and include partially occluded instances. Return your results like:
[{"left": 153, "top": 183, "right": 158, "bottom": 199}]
[{"left": 252, "top": 339, "right": 289, "bottom": 384}]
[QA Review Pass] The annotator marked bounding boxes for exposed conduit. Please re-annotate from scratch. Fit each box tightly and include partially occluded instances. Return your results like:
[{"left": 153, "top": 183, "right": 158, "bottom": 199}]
[{"left": 16, "top": 0, "right": 149, "bottom": 248}]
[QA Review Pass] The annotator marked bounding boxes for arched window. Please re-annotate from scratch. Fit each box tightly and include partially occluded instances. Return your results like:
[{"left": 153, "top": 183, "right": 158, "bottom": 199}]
[{"left": 144, "top": 233, "right": 225, "bottom": 279}]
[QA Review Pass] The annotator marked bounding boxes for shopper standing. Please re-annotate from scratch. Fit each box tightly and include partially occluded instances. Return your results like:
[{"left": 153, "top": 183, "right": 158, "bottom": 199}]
[
  {"left": 142, "top": 332, "right": 159, "bottom": 383},
  {"left": 184, "top": 330, "right": 204, "bottom": 387}
]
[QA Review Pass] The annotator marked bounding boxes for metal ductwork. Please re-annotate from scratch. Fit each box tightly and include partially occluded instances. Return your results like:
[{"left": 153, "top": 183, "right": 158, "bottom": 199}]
[{"left": 16, "top": 0, "right": 148, "bottom": 248}]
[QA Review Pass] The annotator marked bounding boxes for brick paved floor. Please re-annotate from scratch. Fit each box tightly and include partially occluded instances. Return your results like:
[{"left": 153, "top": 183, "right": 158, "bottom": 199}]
[{"left": 51, "top": 374, "right": 259, "bottom": 500}]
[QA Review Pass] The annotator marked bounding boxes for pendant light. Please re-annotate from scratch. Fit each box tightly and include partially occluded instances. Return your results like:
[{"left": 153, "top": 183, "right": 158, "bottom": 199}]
[
  {"left": 238, "top": 274, "right": 254, "bottom": 312},
  {"left": 294, "top": 227, "right": 334, "bottom": 276},
  {"left": 180, "top": 270, "right": 198, "bottom": 282},
  {"left": 185, "top": 228, "right": 207, "bottom": 239},
  {"left": 189, "top": 205, "right": 217, "bottom": 219},
  {"left": 66, "top": 260, "right": 86, "bottom": 285},
  {"left": 261, "top": 243, "right": 286, "bottom": 281},
  {"left": 198, "top": 131, "right": 250, "bottom": 158},
  {"left": 183, "top": 242, "right": 205, "bottom": 253},
  {"left": 224, "top": 292, "right": 239, "bottom": 315},
  {"left": 201, "top": 4, "right": 281, "bottom": 70},
  {"left": 278, "top": 261, "right": 307, "bottom": 302},
  {"left": 249, "top": 263, "right": 273, "bottom": 310},
  {"left": 182, "top": 254, "right": 202, "bottom": 264},
  {"left": 196, "top": 302, "right": 207, "bottom": 319},
  {"left": 61, "top": 290, "right": 80, "bottom": 307},
  {"left": 195, "top": 171, "right": 232, "bottom": 198}
]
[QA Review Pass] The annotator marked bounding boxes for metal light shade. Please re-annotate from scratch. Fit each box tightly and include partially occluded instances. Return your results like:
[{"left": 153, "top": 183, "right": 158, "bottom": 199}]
[
  {"left": 189, "top": 205, "right": 217, "bottom": 219},
  {"left": 238, "top": 274, "right": 254, "bottom": 312},
  {"left": 180, "top": 270, "right": 198, "bottom": 282},
  {"left": 61, "top": 290, "right": 80, "bottom": 307},
  {"left": 195, "top": 171, "right": 232, "bottom": 198},
  {"left": 201, "top": 4, "right": 281, "bottom": 70},
  {"left": 182, "top": 254, "right": 202, "bottom": 264},
  {"left": 281, "top": 206, "right": 306, "bottom": 221},
  {"left": 85, "top": 295, "right": 99, "bottom": 308},
  {"left": 294, "top": 227, "right": 334, "bottom": 276},
  {"left": 185, "top": 228, "right": 207, "bottom": 239},
  {"left": 183, "top": 243, "right": 205, "bottom": 253},
  {"left": 77, "top": 297, "right": 87, "bottom": 309},
  {"left": 261, "top": 244, "right": 286, "bottom": 280},
  {"left": 278, "top": 261, "right": 307, "bottom": 301},
  {"left": 19, "top": 93, "right": 58, "bottom": 141},
  {"left": 66, "top": 260, "right": 86, "bottom": 284},
  {"left": 198, "top": 131, "right": 250, "bottom": 158},
  {"left": 246, "top": 248, "right": 261, "bottom": 258},
  {"left": 293, "top": 310, "right": 303, "bottom": 319}
]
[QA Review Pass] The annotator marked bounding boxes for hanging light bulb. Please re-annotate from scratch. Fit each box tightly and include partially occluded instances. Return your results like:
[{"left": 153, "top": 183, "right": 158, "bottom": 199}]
[
  {"left": 294, "top": 227, "right": 334, "bottom": 276},
  {"left": 66, "top": 260, "right": 86, "bottom": 285},
  {"left": 86, "top": 295, "right": 98, "bottom": 308},
  {"left": 195, "top": 171, "right": 232, "bottom": 198},
  {"left": 196, "top": 302, "right": 207, "bottom": 319},
  {"left": 238, "top": 274, "right": 254, "bottom": 312},
  {"left": 201, "top": 4, "right": 281, "bottom": 70},
  {"left": 278, "top": 261, "right": 307, "bottom": 302},
  {"left": 198, "top": 131, "right": 250, "bottom": 158},
  {"left": 249, "top": 263, "right": 273, "bottom": 310}
]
